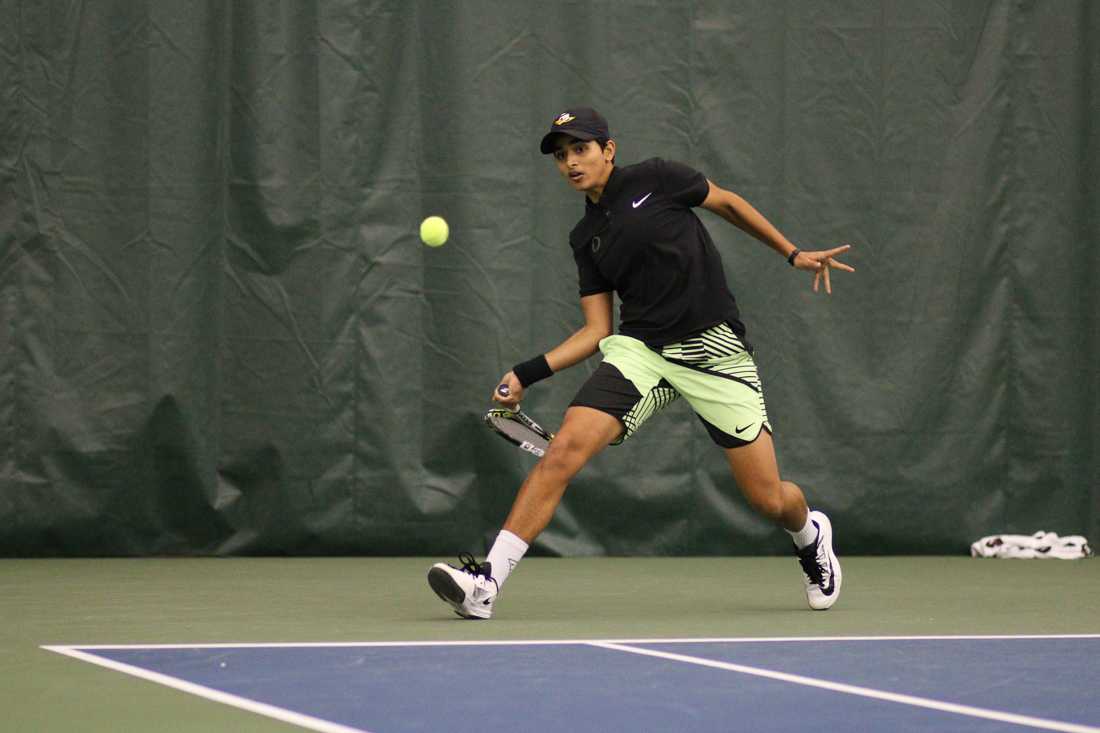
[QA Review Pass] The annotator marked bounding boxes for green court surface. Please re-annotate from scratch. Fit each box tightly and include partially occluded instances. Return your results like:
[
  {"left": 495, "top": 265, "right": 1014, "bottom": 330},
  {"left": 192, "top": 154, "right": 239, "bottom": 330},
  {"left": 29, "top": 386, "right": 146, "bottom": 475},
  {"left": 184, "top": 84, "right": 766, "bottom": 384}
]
[{"left": 5, "top": 557, "right": 1098, "bottom": 732}]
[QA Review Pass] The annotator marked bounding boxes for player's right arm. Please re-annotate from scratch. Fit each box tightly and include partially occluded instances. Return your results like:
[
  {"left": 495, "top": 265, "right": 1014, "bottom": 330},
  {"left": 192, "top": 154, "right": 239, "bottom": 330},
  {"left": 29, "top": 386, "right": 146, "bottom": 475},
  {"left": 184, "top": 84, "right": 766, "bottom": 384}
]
[
  {"left": 546, "top": 291, "right": 613, "bottom": 371},
  {"left": 493, "top": 291, "right": 613, "bottom": 405}
]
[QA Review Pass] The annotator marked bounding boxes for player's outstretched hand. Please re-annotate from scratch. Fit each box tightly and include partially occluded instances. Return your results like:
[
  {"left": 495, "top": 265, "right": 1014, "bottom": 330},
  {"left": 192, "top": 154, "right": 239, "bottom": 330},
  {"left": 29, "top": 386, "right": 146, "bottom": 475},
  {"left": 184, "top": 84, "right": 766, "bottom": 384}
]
[
  {"left": 794, "top": 245, "right": 855, "bottom": 295},
  {"left": 492, "top": 372, "right": 524, "bottom": 408}
]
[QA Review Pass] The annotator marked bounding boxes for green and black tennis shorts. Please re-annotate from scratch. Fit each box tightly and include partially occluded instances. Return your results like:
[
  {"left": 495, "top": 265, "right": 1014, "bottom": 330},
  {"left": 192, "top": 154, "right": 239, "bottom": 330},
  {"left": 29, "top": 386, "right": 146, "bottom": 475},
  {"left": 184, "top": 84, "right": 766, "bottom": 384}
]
[{"left": 570, "top": 322, "right": 772, "bottom": 448}]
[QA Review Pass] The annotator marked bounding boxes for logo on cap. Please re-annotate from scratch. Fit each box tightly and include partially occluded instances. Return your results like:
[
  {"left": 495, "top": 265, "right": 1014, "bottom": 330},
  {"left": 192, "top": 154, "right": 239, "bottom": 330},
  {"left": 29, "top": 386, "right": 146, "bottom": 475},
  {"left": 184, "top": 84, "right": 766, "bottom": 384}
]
[{"left": 554, "top": 112, "right": 576, "bottom": 126}]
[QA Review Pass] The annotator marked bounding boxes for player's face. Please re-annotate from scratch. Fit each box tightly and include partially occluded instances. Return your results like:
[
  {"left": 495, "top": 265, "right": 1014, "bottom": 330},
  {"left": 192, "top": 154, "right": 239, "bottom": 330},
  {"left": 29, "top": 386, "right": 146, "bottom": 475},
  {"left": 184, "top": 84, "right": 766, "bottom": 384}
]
[{"left": 551, "top": 137, "right": 614, "bottom": 193}]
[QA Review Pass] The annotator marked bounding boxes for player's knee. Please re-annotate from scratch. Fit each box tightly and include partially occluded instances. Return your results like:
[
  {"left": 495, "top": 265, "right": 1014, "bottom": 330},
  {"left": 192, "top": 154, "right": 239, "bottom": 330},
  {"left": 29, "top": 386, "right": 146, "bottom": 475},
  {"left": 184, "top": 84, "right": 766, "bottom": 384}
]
[{"left": 539, "top": 433, "right": 589, "bottom": 479}]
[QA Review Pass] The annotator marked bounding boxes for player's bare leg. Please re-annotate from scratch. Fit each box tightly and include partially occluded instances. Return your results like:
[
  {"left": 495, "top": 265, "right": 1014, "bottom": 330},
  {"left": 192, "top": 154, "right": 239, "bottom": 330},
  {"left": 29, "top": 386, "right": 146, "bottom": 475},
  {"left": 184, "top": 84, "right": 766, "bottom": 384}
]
[
  {"left": 428, "top": 406, "right": 621, "bottom": 618},
  {"left": 503, "top": 406, "right": 623, "bottom": 542},
  {"left": 724, "top": 430, "right": 841, "bottom": 610},
  {"left": 722, "top": 430, "right": 807, "bottom": 531}
]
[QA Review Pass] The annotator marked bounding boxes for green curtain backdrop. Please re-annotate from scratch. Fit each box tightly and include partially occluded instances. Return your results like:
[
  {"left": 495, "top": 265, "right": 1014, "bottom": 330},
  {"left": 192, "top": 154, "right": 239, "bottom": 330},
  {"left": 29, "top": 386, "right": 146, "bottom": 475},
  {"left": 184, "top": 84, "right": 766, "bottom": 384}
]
[{"left": 1, "top": 0, "right": 1096, "bottom": 556}]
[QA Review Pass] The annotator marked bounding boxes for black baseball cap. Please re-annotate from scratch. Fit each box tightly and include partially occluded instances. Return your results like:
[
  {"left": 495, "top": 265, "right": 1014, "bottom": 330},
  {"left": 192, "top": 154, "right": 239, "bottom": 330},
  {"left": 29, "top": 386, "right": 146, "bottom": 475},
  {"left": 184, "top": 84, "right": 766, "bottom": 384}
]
[{"left": 539, "top": 107, "right": 611, "bottom": 154}]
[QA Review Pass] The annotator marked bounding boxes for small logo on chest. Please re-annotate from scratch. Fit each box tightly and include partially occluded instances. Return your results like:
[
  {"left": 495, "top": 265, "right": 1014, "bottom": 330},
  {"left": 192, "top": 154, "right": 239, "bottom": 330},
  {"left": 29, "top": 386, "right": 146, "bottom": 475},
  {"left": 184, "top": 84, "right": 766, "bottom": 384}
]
[
  {"left": 591, "top": 236, "right": 601, "bottom": 253},
  {"left": 632, "top": 192, "right": 653, "bottom": 208}
]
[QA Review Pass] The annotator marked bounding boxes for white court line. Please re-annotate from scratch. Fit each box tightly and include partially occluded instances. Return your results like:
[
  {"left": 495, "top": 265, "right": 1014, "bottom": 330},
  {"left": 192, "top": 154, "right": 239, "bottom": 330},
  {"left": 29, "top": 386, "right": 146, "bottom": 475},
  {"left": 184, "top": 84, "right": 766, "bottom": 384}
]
[
  {"left": 43, "top": 636, "right": 1100, "bottom": 733},
  {"left": 590, "top": 641, "right": 1100, "bottom": 733},
  {"left": 43, "top": 633, "right": 1100, "bottom": 650},
  {"left": 42, "top": 646, "right": 373, "bottom": 733}
]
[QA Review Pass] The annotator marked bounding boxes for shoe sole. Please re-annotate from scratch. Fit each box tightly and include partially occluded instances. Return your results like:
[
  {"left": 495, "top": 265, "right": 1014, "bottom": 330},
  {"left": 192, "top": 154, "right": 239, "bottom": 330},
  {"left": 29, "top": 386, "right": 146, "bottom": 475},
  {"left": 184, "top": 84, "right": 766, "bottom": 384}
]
[
  {"left": 809, "top": 511, "right": 842, "bottom": 610},
  {"left": 427, "top": 566, "right": 485, "bottom": 620}
]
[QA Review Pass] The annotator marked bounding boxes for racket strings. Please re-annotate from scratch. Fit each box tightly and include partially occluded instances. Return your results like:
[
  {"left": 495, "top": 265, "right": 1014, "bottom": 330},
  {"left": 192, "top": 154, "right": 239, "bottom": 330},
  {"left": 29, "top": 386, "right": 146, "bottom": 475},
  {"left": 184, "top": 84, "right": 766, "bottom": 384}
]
[
  {"left": 490, "top": 416, "right": 540, "bottom": 443},
  {"left": 484, "top": 408, "right": 553, "bottom": 457}
]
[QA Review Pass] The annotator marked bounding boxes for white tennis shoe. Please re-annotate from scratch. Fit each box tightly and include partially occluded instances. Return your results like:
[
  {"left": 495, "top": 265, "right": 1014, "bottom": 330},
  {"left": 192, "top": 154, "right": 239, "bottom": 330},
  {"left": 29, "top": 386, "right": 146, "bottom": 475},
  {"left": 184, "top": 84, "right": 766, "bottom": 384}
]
[
  {"left": 795, "top": 510, "right": 842, "bottom": 610},
  {"left": 428, "top": 553, "right": 499, "bottom": 619}
]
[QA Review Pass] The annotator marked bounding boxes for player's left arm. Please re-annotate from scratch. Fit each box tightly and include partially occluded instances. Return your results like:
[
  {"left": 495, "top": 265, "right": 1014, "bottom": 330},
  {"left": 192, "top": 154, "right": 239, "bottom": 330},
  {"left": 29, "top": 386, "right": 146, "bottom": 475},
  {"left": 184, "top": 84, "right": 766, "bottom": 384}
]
[{"left": 700, "top": 180, "right": 855, "bottom": 294}]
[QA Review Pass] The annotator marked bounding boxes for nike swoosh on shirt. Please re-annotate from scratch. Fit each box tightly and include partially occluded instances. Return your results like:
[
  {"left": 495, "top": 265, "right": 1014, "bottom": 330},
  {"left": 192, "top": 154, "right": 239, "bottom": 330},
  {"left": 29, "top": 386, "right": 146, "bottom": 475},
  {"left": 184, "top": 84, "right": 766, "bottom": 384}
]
[{"left": 632, "top": 193, "right": 653, "bottom": 208}]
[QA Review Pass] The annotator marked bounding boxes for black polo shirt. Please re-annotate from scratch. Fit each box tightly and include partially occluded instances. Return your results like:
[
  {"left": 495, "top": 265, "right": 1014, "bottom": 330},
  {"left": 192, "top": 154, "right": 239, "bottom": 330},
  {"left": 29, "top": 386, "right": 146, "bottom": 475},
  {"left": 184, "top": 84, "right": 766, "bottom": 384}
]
[{"left": 568, "top": 158, "right": 746, "bottom": 347}]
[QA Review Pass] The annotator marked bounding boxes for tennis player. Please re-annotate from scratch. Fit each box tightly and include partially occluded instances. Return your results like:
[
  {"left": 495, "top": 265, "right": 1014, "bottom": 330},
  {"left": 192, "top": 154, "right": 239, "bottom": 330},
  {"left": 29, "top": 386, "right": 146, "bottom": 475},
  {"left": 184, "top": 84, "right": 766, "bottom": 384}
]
[{"left": 429, "top": 107, "right": 854, "bottom": 619}]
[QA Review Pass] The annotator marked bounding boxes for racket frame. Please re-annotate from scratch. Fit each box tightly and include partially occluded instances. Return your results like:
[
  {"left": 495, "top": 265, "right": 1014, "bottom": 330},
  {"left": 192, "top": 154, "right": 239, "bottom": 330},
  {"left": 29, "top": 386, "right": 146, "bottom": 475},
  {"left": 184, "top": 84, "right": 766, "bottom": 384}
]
[{"left": 484, "top": 405, "right": 555, "bottom": 457}]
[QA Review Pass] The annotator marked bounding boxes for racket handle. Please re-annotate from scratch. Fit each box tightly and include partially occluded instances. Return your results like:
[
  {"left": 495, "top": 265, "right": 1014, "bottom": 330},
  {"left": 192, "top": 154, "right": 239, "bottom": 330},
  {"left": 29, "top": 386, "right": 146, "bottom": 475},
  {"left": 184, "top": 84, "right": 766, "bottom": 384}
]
[{"left": 497, "top": 384, "right": 519, "bottom": 411}]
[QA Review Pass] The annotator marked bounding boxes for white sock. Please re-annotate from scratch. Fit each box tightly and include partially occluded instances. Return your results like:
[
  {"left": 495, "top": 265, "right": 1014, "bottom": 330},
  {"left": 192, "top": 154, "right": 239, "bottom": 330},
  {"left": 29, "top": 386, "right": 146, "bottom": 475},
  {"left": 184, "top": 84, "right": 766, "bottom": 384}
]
[
  {"left": 787, "top": 514, "right": 819, "bottom": 549},
  {"left": 486, "top": 530, "right": 528, "bottom": 587}
]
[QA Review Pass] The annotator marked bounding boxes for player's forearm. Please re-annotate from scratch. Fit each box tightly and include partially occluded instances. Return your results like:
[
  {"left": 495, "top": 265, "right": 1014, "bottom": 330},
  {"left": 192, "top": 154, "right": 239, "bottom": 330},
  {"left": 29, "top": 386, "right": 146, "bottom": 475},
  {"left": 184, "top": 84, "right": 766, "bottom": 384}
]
[
  {"left": 718, "top": 192, "right": 798, "bottom": 259},
  {"left": 545, "top": 326, "right": 607, "bottom": 372}
]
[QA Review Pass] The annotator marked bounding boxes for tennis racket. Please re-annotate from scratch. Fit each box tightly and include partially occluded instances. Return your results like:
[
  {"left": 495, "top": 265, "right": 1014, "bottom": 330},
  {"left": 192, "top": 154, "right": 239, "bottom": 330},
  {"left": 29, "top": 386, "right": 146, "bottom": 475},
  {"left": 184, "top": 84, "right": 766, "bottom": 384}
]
[{"left": 484, "top": 385, "right": 555, "bottom": 458}]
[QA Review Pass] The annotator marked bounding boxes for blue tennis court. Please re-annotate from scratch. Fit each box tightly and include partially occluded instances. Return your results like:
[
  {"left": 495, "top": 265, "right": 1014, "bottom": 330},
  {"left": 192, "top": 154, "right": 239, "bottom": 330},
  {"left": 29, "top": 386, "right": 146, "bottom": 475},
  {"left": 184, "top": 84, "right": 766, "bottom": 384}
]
[{"left": 45, "top": 635, "right": 1100, "bottom": 733}]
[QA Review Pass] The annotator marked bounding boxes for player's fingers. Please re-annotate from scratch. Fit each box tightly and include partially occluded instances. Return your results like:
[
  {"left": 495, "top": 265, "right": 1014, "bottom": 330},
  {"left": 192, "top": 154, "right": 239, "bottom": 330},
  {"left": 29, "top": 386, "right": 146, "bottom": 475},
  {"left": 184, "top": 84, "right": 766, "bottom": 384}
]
[
  {"left": 824, "top": 266, "right": 833, "bottom": 295},
  {"left": 830, "top": 258, "right": 856, "bottom": 272},
  {"left": 825, "top": 244, "right": 852, "bottom": 257},
  {"left": 813, "top": 269, "right": 821, "bottom": 293}
]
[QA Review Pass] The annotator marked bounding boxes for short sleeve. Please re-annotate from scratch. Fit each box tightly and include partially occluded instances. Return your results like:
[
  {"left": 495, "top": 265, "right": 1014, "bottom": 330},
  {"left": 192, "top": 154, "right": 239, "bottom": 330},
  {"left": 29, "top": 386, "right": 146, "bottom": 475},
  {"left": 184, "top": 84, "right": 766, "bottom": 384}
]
[
  {"left": 572, "top": 245, "right": 614, "bottom": 297},
  {"left": 655, "top": 158, "right": 709, "bottom": 207}
]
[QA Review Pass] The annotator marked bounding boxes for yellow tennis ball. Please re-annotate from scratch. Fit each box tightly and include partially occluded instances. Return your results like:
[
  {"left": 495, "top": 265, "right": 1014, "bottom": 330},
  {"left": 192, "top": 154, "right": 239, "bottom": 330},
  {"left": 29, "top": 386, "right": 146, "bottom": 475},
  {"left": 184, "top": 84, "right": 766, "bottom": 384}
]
[{"left": 420, "top": 216, "right": 449, "bottom": 247}]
